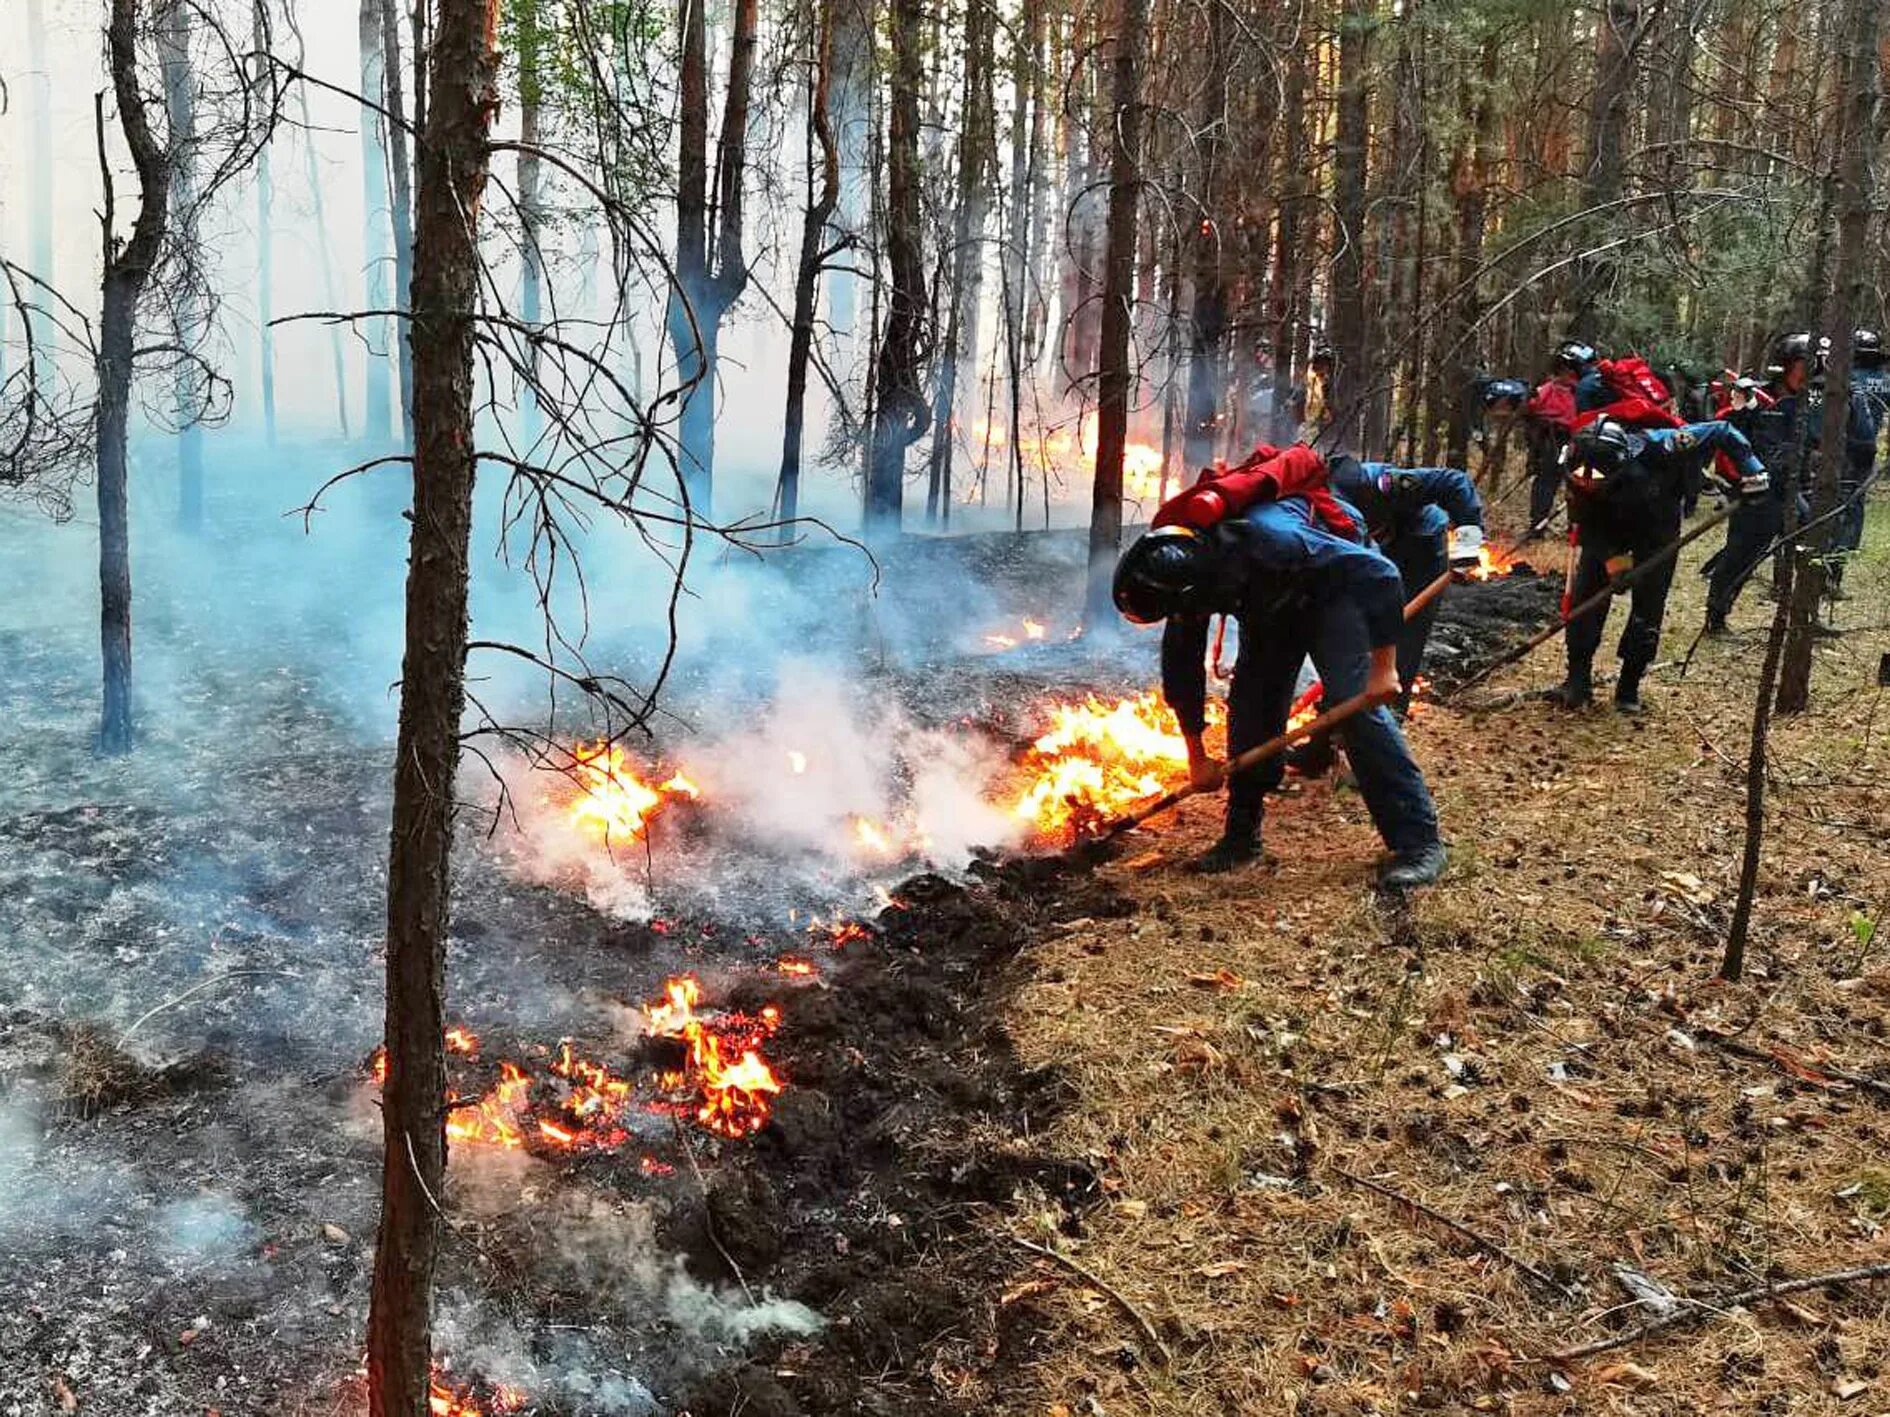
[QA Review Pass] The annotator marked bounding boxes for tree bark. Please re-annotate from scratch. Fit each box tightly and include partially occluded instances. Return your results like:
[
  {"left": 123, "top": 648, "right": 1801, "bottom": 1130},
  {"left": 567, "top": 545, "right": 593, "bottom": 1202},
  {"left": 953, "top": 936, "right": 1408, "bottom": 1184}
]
[
  {"left": 96, "top": 3, "right": 173, "bottom": 756},
  {"left": 1085, "top": 0, "right": 1149, "bottom": 625},
  {"left": 380, "top": 0, "right": 416, "bottom": 447},
  {"left": 1267, "top": 40, "right": 1309, "bottom": 443},
  {"left": 1327, "top": 0, "right": 1374, "bottom": 449},
  {"left": 158, "top": 0, "right": 204, "bottom": 530},
  {"left": 27, "top": 0, "right": 55, "bottom": 397},
  {"left": 253, "top": 0, "right": 277, "bottom": 446},
  {"left": 1570, "top": 0, "right": 1640, "bottom": 336},
  {"left": 297, "top": 83, "right": 354, "bottom": 437},
  {"left": 361, "top": 0, "right": 395, "bottom": 440},
  {"left": 515, "top": 0, "right": 544, "bottom": 439},
  {"left": 1777, "top": 0, "right": 1884, "bottom": 714},
  {"left": 365, "top": 3, "right": 499, "bottom": 1414},
  {"left": 1183, "top": 0, "right": 1230, "bottom": 472},
  {"left": 1443, "top": 33, "right": 1497, "bottom": 470},
  {"left": 1722, "top": 559, "right": 1794, "bottom": 982},
  {"left": 777, "top": 0, "right": 841, "bottom": 534}
]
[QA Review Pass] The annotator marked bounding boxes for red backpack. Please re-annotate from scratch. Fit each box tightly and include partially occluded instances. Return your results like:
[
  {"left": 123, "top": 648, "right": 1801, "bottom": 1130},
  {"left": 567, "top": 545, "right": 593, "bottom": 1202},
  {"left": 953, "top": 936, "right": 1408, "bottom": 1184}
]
[
  {"left": 1151, "top": 444, "right": 1359, "bottom": 538},
  {"left": 1598, "top": 355, "right": 1671, "bottom": 406}
]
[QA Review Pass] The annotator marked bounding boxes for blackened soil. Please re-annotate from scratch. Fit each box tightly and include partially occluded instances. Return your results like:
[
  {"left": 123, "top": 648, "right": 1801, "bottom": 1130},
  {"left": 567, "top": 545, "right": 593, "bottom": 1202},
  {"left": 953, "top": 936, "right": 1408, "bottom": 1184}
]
[
  {"left": 672, "top": 864, "right": 1132, "bottom": 1416},
  {"left": 1423, "top": 570, "right": 1561, "bottom": 691}
]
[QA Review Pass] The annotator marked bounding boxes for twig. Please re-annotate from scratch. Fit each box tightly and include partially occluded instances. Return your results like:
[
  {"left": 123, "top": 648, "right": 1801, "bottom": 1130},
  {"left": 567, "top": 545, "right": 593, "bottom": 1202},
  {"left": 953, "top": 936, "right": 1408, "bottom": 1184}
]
[
  {"left": 671, "top": 1114, "right": 757, "bottom": 1305},
  {"left": 1700, "top": 1030, "right": 1890, "bottom": 1102},
  {"left": 1331, "top": 1164, "right": 1574, "bottom": 1297},
  {"left": 1543, "top": 1262, "right": 1890, "bottom": 1362},
  {"left": 1009, "top": 1233, "right": 1174, "bottom": 1367},
  {"left": 118, "top": 969, "right": 294, "bottom": 1048}
]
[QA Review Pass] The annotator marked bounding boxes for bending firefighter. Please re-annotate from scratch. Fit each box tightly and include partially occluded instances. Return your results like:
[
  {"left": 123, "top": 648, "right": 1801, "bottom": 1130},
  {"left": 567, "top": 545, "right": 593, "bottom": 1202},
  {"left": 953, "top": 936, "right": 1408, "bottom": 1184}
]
[
  {"left": 1550, "top": 417, "right": 1768, "bottom": 711},
  {"left": 1112, "top": 468, "right": 1448, "bottom": 889}
]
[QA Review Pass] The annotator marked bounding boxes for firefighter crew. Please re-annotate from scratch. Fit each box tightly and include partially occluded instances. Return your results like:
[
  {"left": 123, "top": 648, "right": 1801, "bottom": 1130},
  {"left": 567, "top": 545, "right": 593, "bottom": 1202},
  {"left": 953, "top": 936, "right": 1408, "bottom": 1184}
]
[
  {"left": 1553, "top": 417, "right": 1769, "bottom": 711},
  {"left": 1521, "top": 341, "right": 1603, "bottom": 531},
  {"left": 1289, "top": 457, "right": 1486, "bottom": 778},
  {"left": 1704, "top": 333, "right": 1874, "bottom": 632},
  {"left": 1112, "top": 491, "right": 1449, "bottom": 888}
]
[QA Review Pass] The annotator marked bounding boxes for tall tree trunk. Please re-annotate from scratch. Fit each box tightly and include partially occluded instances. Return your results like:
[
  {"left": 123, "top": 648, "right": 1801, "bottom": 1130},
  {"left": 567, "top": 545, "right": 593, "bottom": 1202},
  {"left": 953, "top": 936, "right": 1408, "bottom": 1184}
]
[
  {"left": 927, "top": 0, "right": 994, "bottom": 524},
  {"left": 364, "top": 3, "right": 499, "bottom": 1414},
  {"left": 666, "top": 0, "right": 758, "bottom": 519},
  {"left": 158, "top": 0, "right": 205, "bottom": 530},
  {"left": 1721, "top": 560, "right": 1794, "bottom": 982},
  {"left": 254, "top": 0, "right": 278, "bottom": 446},
  {"left": 1183, "top": 0, "right": 1230, "bottom": 471},
  {"left": 777, "top": 0, "right": 841, "bottom": 535},
  {"left": 381, "top": 0, "right": 416, "bottom": 447},
  {"left": 515, "top": 0, "right": 545, "bottom": 439},
  {"left": 1328, "top": 0, "right": 1373, "bottom": 450},
  {"left": 1085, "top": 0, "right": 1148, "bottom": 625},
  {"left": 27, "top": 0, "right": 55, "bottom": 396},
  {"left": 1443, "top": 33, "right": 1497, "bottom": 470},
  {"left": 361, "top": 0, "right": 395, "bottom": 440},
  {"left": 1267, "top": 40, "right": 1309, "bottom": 442},
  {"left": 297, "top": 83, "right": 354, "bottom": 437},
  {"left": 1570, "top": 0, "right": 1640, "bottom": 336},
  {"left": 864, "top": 0, "right": 930, "bottom": 536},
  {"left": 96, "top": 3, "right": 174, "bottom": 755},
  {"left": 1777, "top": 0, "right": 1884, "bottom": 713}
]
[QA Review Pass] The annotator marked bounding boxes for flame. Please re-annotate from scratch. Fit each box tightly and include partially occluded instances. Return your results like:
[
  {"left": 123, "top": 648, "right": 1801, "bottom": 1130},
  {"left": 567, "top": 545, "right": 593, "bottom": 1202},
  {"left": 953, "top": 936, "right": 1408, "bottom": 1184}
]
[
  {"left": 1466, "top": 544, "right": 1518, "bottom": 581},
  {"left": 445, "top": 1027, "right": 479, "bottom": 1055},
  {"left": 428, "top": 1375, "right": 525, "bottom": 1417},
  {"left": 645, "top": 975, "right": 785, "bottom": 1139},
  {"left": 807, "top": 915, "right": 871, "bottom": 948},
  {"left": 853, "top": 817, "right": 894, "bottom": 854},
  {"left": 777, "top": 956, "right": 818, "bottom": 977},
  {"left": 566, "top": 741, "right": 701, "bottom": 842},
  {"left": 981, "top": 615, "right": 1065, "bottom": 652},
  {"left": 1404, "top": 674, "right": 1434, "bottom": 719},
  {"left": 1009, "top": 690, "right": 1223, "bottom": 840},
  {"left": 967, "top": 414, "right": 1166, "bottom": 503}
]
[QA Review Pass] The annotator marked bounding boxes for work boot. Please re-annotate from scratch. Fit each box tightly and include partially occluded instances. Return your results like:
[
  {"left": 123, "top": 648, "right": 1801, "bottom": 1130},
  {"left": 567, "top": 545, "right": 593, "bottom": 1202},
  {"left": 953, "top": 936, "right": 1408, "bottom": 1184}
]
[
  {"left": 1614, "top": 661, "right": 1648, "bottom": 715},
  {"left": 1378, "top": 841, "right": 1448, "bottom": 890},
  {"left": 1703, "top": 611, "right": 1731, "bottom": 638},
  {"left": 1543, "top": 662, "right": 1594, "bottom": 709},
  {"left": 1187, "top": 829, "right": 1262, "bottom": 875},
  {"left": 1287, "top": 733, "right": 1336, "bottom": 780}
]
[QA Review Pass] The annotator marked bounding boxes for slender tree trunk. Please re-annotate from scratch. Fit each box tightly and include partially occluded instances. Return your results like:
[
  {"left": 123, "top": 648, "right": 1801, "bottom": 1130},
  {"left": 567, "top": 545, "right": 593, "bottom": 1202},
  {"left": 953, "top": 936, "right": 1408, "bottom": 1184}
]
[
  {"left": 1183, "top": 0, "right": 1230, "bottom": 471},
  {"left": 1443, "top": 34, "right": 1497, "bottom": 470},
  {"left": 1722, "top": 560, "right": 1794, "bottom": 982},
  {"left": 1085, "top": 0, "right": 1148, "bottom": 624},
  {"left": 254, "top": 0, "right": 277, "bottom": 446},
  {"left": 1777, "top": 0, "right": 1884, "bottom": 713},
  {"left": 516, "top": 1, "right": 544, "bottom": 439},
  {"left": 361, "top": 0, "right": 394, "bottom": 440},
  {"left": 158, "top": 0, "right": 205, "bottom": 530},
  {"left": 27, "top": 0, "right": 55, "bottom": 396},
  {"left": 864, "top": 0, "right": 930, "bottom": 536},
  {"left": 297, "top": 83, "right": 354, "bottom": 438},
  {"left": 381, "top": 0, "right": 416, "bottom": 447},
  {"left": 777, "top": 0, "right": 840, "bottom": 536},
  {"left": 1328, "top": 0, "right": 1374, "bottom": 449},
  {"left": 1267, "top": 41, "right": 1308, "bottom": 443},
  {"left": 1570, "top": 0, "right": 1640, "bottom": 336},
  {"left": 365, "top": 3, "right": 499, "bottom": 1415}
]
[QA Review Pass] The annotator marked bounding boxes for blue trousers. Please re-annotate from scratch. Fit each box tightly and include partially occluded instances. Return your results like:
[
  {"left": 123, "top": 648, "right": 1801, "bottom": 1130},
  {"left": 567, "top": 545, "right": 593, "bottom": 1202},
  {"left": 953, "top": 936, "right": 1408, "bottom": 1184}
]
[
  {"left": 1226, "top": 597, "right": 1441, "bottom": 852},
  {"left": 1388, "top": 532, "right": 1448, "bottom": 708},
  {"left": 1567, "top": 506, "right": 1680, "bottom": 671},
  {"left": 1836, "top": 463, "right": 1870, "bottom": 559},
  {"left": 1707, "top": 490, "right": 1805, "bottom": 618}
]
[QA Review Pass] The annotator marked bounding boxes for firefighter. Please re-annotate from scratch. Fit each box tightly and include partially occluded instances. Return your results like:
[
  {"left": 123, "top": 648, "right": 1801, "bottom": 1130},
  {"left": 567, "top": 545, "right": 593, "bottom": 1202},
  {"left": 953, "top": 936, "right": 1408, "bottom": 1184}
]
[
  {"left": 1836, "top": 328, "right": 1889, "bottom": 590},
  {"left": 1704, "top": 333, "right": 1873, "bottom": 631},
  {"left": 1292, "top": 345, "right": 1337, "bottom": 445},
  {"left": 1521, "top": 341, "right": 1601, "bottom": 531},
  {"left": 1112, "top": 492, "right": 1448, "bottom": 888},
  {"left": 1553, "top": 417, "right": 1769, "bottom": 711},
  {"left": 1288, "top": 456, "right": 1486, "bottom": 778}
]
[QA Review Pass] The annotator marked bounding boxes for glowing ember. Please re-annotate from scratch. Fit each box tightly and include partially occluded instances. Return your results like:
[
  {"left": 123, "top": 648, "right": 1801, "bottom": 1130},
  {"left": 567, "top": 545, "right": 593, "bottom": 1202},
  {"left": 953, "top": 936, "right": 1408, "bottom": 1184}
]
[
  {"left": 1009, "top": 689, "right": 1224, "bottom": 840},
  {"left": 807, "top": 915, "right": 871, "bottom": 948},
  {"left": 777, "top": 956, "right": 818, "bottom": 977},
  {"left": 445, "top": 1027, "right": 479, "bottom": 1055},
  {"left": 566, "top": 741, "right": 701, "bottom": 843},
  {"left": 1466, "top": 544, "right": 1519, "bottom": 581},
  {"left": 645, "top": 975, "right": 785, "bottom": 1139},
  {"left": 428, "top": 1373, "right": 525, "bottom": 1417},
  {"left": 982, "top": 616, "right": 1055, "bottom": 651}
]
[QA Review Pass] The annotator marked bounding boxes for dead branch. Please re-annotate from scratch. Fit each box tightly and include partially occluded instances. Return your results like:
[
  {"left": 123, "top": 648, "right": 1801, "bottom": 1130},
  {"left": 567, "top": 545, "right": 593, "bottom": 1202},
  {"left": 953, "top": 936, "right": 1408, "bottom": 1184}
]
[
  {"left": 1700, "top": 1030, "right": 1890, "bottom": 1102},
  {"left": 1330, "top": 1164, "right": 1575, "bottom": 1297},
  {"left": 1008, "top": 1233, "right": 1174, "bottom": 1367}
]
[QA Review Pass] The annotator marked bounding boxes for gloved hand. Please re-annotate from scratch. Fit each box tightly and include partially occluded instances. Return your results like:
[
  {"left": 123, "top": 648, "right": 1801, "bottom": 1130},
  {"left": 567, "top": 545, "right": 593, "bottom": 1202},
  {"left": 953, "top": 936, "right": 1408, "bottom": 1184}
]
[
  {"left": 1448, "top": 524, "right": 1486, "bottom": 569},
  {"left": 1736, "top": 462, "right": 1770, "bottom": 501}
]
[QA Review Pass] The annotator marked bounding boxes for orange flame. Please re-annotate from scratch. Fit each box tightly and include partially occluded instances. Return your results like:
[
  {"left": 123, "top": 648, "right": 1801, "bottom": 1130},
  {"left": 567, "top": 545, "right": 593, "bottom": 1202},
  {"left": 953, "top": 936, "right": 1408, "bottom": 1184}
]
[
  {"left": 645, "top": 975, "right": 785, "bottom": 1139},
  {"left": 428, "top": 1372, "right": 525, "bottom": 1417},
  {"left": 567, "top": 741, "right": 701, "bottom": 842},
  {"left": 1009, "top": 690, "right": 1224, "bottom": 840},
  {"left": 1465, "top": 545, "right": 1518, "bottom": 581},
  {"left": 968, "top": 414, "right": 1167, "bottom": 503}
]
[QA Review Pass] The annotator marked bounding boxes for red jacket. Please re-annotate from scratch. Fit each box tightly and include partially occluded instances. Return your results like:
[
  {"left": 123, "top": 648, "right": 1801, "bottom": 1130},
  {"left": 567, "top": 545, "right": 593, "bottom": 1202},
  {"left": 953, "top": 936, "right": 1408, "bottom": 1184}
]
[{"left": 1152, "top": 443, "right": 1359, "bottom": 539}]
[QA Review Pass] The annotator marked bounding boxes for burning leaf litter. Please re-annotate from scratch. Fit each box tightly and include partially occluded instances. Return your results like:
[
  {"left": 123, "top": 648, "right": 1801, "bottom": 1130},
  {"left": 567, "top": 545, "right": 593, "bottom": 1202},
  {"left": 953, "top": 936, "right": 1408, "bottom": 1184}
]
[{"left": 565, "top": 741, "right": 701, "bottom": 844}]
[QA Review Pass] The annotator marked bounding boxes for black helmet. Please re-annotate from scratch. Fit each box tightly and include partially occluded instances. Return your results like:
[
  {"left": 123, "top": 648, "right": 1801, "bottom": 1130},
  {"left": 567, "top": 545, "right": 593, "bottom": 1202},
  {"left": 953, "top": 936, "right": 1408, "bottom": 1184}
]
[
  {"left": 1854, "top": 328, "right": 1884, "bottom": 365},
  {"left": 1112, "top": 527, "right": 1217, "bottom": 625},
  {"left": 1309, "top": 344, "right": 1335, "bottom": 368},
  {"left": 1479, "top": 377, "right": 1530, "bottom": 409},
  {"left": 1553, "top": 340, "right": 1598, "bottom": 374},
  {"left": 1768, "top": 331, "right": 1815, "bottom": 376},
  {"left": 1564, "top": 417, "right": 1635, "bottom": 485}
]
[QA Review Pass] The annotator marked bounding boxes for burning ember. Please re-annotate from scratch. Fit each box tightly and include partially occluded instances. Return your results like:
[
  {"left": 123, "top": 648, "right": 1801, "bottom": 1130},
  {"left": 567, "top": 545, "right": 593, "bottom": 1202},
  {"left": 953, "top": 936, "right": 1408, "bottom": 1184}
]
[
  {"left": 565, "top": 741, "right": 700, "bottom": 843},
  {"left": 1010, "top": 689, "right": 1222, "bottom": 840},
  {"left": 429, "top": 1373, "right": 525, "bottom": 1417},
  {"left": 1465, "top": 544, "right": 1520, "bottom": 581},
  {"left": 983, "top": 616, "right": 1050, "bottom": 650},
  {"left": 645, "top": 976, "right": 784, "bottom": 1139},
  {"left": 776, "top": 955, "right": 819, "bottom": 977}
]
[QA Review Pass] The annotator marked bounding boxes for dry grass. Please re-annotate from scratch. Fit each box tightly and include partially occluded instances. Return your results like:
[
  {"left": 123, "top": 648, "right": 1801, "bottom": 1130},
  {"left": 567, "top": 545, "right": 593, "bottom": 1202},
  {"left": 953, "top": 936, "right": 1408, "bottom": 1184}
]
[{"left": 995, "top": 508, "right": 1890, "bottom": 1415}]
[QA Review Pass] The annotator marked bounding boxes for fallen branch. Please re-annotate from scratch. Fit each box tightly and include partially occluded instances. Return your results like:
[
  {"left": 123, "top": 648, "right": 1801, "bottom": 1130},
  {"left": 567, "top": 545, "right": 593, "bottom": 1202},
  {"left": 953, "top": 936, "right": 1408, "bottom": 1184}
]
[
  {"left": 1700, "top": 1030, "right": 1890, "bottom": 1102},
  {"left": 671, "top": 1115, "right": 758, "bottom": 1306},
  {"left": 1009, "top": 1233, "right": 1174, "bottom": 1367},
  {"left": 118, "top": 969, "right": 295, "bottom": 1048},
  {"left": 1331, "top": 1164, "right": 1574, "bottom": 1297},
  {"left": 1543, "top": 1262, "right": 1890, "bottom": 1362}
]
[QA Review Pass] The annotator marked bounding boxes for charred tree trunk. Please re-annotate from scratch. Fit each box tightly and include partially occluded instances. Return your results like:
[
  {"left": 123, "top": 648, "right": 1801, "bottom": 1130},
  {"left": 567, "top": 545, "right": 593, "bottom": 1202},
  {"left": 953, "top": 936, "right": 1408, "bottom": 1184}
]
[
  {"left": 360, "top": 0, "right": 395, "bottom": 441},
  {"left": 158, "top": 0, "right": 204, "bottom": 530},
  {"left": 864, "top": 0, "right": 930, "bottom": 536},
  {"left": 927, "top": 0, "right": 994, "bottom": 525},
  {"left": 380, "top": 0, "right": 416, "bottom": 447},
  {"left": 666, "top": 0, "right": 758, "bottom": 518},
  {"left": 1328, "top": 0, "right": 1373, "bottom": 449},
  {"left": 95, "top": 4, "right": 173, "bottom": 756},
  {"left": 1183, "top": 0, "right": 1230, "bottom": 471},
  {"left": 1777, "top": 0, "right": 1884, "bottom": 714},
  {"left": 1085, "top": 0, "right": 1148, "bottom": 625},
  {"left": 364, "top": 3, "right": 499, "bottom": 1414},
  {"left": 776, "top": 0, "right": 841, "bottom": 535}
]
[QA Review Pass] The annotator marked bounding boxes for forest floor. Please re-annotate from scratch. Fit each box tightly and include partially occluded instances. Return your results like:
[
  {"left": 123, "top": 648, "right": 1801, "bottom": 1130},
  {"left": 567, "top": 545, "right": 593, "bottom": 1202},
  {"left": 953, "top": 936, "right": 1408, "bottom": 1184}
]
[{"left": 982, "top": 506, "right": 1890, "bottom": 1416}]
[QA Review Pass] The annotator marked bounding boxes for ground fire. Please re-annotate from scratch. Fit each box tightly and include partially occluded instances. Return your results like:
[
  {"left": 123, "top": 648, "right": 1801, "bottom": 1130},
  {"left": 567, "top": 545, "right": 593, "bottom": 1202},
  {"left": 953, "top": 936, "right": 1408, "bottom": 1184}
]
[
  {"left": 565, "top": 741, "right": 701, "bottom": 843},
  {"left": 1009, "top": 689, "right": 1225, "bottom": 840},
  {"left": 969, "top": 414, "right": 1167, "bottom": 503},
  {"left": 428, "top": 1373, "right": 525, "bottom": 1417},
  {"left": 643, "top": 975, "right": 785, "bottom": 1139}
]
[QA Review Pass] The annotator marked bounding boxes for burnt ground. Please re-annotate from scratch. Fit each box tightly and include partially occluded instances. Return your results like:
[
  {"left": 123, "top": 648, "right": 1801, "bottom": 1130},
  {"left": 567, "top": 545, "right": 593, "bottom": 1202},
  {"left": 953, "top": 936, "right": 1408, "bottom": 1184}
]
[{"left": 0, "top": 509, "right": 1561, "bottom": 1417}]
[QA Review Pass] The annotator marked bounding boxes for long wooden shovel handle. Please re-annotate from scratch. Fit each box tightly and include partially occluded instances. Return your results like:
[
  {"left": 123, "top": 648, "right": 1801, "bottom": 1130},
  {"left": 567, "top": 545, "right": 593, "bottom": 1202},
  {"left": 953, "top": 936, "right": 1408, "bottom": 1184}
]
[{"left": 1097, "top": 687, "right": 1395, "bottom": 841}]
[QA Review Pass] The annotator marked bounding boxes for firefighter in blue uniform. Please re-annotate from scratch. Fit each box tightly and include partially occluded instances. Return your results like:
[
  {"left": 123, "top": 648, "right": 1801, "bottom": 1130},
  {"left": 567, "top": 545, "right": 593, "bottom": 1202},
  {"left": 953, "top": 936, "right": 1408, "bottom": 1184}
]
[
  {"left": 1837, "top": 328, "right": 1889, "bottom": 591},
  {"left": 1705, "top": 334, "right": 1875, "bottom": 631},
  {"left": 1289, "top": 456, "right": 1485, "bottom": 777},
  {"left": 1553, "top": 417, "right": 1769, "bottom": 711},
  {"left": 1112, "top": 495, "right": 1448, "bottom": 888}
]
